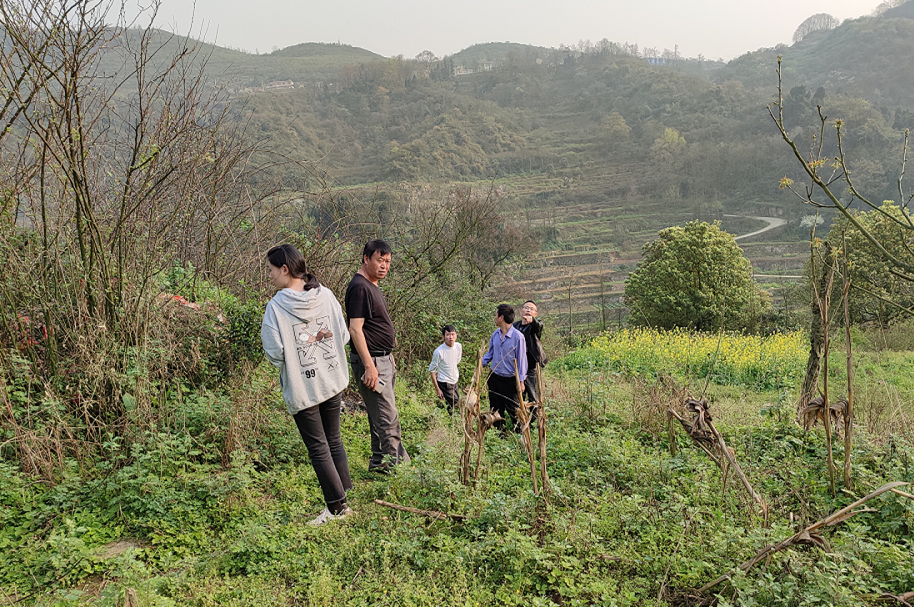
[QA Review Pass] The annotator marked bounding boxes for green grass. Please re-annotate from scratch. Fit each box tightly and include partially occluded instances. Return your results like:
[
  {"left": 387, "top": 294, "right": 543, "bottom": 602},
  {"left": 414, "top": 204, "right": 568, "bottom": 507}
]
[{"left": 2, "top": 351, "right": 914, "bottom": 606}]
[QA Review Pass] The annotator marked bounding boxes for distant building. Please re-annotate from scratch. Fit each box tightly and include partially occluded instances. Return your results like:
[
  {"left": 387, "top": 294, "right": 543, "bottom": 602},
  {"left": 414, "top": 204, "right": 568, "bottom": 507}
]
[
  {"left": 453, "top": 60, "right": 502, "bottom": 76},
  {"left": 646, "top": 57, "right": 668, "bottom": 66},
  {"left": 240, "top": 80, "right": 295, "bottom": 95},
  {"left": 265, "top": 80, "right": 294, "bottom": 90}
]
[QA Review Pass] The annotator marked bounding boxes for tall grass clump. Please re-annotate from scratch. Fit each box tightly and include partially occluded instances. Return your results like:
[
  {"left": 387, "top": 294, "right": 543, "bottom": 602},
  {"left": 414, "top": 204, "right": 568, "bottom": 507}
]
[{"left": 558, "top": 328, "right": 807, "bottom": 390}]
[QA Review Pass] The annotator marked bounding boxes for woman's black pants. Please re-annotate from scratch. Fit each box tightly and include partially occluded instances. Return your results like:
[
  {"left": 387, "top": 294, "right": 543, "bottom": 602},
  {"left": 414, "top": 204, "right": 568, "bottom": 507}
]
[{"left": 293, "top": 392, "right": 353, "bottom": 513}]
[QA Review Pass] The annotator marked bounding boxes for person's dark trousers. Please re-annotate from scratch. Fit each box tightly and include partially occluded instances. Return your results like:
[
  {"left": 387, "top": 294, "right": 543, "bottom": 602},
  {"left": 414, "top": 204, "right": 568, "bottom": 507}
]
[
  {"left": 293, "top": 392, "right": 353, "bottom": 513},
  {"left": 351, "top": 352, "right": 410, "bottom": 471},
  {"left": 524, "top": 365, "right": 540, "bottom": 405},
  {"left": 521, "top": 365, "right": 540, "bottom": 428},
  {"left": 487, "top": 373, "right": 522, "bottom": 432},
  {"left": 436, "top": 380, "right": 459, "bottom": 415}
]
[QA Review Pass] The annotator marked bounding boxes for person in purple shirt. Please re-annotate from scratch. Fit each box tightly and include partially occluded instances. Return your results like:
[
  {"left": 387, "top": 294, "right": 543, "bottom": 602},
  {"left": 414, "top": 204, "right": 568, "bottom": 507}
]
[{"left": 482, "top": 303, "right": 528, "bottom": 433}]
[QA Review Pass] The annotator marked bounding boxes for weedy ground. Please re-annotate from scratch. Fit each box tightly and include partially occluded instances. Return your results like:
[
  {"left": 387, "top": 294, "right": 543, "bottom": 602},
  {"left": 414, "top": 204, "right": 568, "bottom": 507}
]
[{"left": 2, "top": 336, "right": 914, "bottom": 607}]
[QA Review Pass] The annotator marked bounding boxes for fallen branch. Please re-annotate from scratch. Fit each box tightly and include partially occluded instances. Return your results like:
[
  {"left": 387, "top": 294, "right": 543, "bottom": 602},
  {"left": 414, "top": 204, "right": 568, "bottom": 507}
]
[
  {"left": 699, "top": 481, "right": 912, "bottom": 593},
  {"left": 880, "top": 590, "right": 914, "bottom": 606},
  {"left": 374, "top": 499, "right": 467, "bottom": 522}
]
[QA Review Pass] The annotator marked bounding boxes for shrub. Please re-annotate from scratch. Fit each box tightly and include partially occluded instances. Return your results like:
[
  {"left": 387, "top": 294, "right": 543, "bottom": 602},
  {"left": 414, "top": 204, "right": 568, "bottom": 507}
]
[{"left": 624, "top": 221, "right": 771, "bottom": 332}]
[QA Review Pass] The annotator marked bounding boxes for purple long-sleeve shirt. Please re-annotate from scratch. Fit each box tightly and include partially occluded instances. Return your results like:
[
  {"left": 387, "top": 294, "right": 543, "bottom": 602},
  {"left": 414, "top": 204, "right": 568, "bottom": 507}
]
[{"left": 482, "top": 325, "right": 528, "bottom": 381}]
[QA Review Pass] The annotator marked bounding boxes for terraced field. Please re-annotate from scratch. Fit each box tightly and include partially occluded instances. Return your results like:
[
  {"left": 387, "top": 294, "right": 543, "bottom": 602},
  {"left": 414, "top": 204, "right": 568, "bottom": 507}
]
[
  {"left": 494, "top": 180, "right": 809, "bottom": 332},
  {"left": 335, "top": 170, "right": 811, "bottom": 333}
]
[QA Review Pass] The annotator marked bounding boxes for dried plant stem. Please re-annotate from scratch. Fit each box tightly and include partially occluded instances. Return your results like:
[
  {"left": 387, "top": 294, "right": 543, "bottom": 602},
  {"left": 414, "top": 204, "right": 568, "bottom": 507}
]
[
  {"left": 669, "top": 400, "right": 766, "bottom": 516},
  {"left": 667, "top": 411, "right": 679, "bottom": 456},
  {"left": 814, "top": 244, "right": 838, "bottom": 497},
  {"left": 841, "top": 232, "right": 854, "bottom": 490},
  {"left": 712, "top": 422, "right": 766, "bottom": 517},
  {"left": 668, "top": 408, "right": 721, "bottom": 466},
  {"left": 514, "top": 359, "right": 538, "bottom": 495},
  {"left": 374, "top": 500, "right": 466, "bottom": 522},
  {"left": 700, "top": 481, "right": 912, "bottom": 593},
  {"left": 460, "top": 346, "right": 485, "bottom": 485},
  {"left": 536, "top": 363, "right": 550, "bottom": 500}
]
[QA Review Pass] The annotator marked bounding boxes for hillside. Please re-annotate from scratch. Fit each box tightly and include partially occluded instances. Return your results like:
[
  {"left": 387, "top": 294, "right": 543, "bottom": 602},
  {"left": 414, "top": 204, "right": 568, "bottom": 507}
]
[
  {"left": 268, "top": 42, "right": 383, "bottom": 61},
  {"left": 449, "top": 41, "right": 552, "bottom": 66},
  {"left": 97, "top": 29, "right": 386, "bottom": 89},
  {"left": 718, "top": 10, "right": 914, "bottom": 108},
  {"left": 96, "top": 13, "right": 914, "bottom": 328}
]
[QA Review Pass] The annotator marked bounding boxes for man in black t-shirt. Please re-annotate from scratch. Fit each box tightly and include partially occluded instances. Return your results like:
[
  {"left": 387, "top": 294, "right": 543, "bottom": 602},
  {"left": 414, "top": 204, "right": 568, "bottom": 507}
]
[{"left": 345, "top": 239, "right": 410, "bottom": 472}]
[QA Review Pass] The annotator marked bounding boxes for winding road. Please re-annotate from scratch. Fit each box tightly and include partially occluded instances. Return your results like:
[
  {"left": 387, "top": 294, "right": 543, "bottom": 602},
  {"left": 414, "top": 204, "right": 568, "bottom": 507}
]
[{"left": 724, "top": 214, "right": 788, "bottom": 241}]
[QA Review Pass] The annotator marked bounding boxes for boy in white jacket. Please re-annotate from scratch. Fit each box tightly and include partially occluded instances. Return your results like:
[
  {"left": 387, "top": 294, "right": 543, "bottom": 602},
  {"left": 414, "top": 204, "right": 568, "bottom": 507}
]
[{"left": 261, "top": 244, "right": 353, "bottom": 525}]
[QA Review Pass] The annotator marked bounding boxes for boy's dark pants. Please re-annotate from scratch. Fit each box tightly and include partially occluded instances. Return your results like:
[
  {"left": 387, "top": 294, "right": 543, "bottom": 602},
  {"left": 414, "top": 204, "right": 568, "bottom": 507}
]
[{"left": 437, "top": 380, "right": 459, "bottom": 414}]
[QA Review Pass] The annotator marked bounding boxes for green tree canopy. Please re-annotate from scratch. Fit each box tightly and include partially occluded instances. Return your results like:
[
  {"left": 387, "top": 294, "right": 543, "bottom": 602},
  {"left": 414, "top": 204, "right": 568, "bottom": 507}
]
[{"left": 624, "top": 221, "right": 770, "bottom": 331}]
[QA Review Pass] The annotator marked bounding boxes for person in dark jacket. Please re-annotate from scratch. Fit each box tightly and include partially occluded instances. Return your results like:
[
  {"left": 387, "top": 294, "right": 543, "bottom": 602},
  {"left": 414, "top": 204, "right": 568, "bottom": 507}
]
[{"left": 513, "top": 300, "right": 547, "bottom": 404}]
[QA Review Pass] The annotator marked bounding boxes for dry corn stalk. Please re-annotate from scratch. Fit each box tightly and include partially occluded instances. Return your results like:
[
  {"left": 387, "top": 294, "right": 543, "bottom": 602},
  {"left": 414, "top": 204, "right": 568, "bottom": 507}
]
[
  {"left": 536, "top": 363, "right": 550, "bottom": 500},
  {"left": 374, "top": 499, "right": 467, "bottom": 522},
  {"left": 514, "top": 359, "right": 538, "bottom": 495},
  {"left": 460, "top": 346, "right": 486, "bottom": 485},
  {"left": 670, "top": 398, "right": 767, "bottom": 517},
  {"left": 700, "top": 481, "right": 913, "bottom": 592},
  {"left": 473, "top": 410, "right": 502, "bottom": 484},
  {"left": 800, "top": 395, "right": 848, "bottom": 436}
]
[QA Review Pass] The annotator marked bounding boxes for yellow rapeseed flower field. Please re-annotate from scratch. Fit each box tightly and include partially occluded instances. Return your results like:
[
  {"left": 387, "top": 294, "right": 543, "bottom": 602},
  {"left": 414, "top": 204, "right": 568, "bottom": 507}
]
[{"left": 567, "top": 328, "right": 807, "bottom": 390}]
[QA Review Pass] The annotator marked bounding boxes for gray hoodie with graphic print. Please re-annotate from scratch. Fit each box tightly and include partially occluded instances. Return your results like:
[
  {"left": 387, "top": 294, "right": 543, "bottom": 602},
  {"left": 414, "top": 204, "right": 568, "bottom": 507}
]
[{"left": 260, "top": 285, "right": 350, "bottom": 415}]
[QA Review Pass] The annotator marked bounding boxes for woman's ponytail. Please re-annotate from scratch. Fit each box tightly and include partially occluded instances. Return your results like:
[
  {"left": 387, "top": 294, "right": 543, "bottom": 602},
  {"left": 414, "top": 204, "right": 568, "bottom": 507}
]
[{"left": 266, "top": 244, "right": 320, "bottom": 291}]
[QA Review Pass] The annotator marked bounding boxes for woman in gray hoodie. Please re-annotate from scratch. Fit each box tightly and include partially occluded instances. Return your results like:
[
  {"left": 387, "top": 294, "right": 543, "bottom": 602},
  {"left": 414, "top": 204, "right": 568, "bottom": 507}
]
[{"left": 261, "top": 244, "right": 354, "bottom": 525}]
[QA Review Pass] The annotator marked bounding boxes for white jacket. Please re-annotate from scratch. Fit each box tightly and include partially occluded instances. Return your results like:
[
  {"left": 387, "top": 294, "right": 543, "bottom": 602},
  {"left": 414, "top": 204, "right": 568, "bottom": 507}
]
[{"left": 261, "top": 285, "right": 350, "bottom": 415}]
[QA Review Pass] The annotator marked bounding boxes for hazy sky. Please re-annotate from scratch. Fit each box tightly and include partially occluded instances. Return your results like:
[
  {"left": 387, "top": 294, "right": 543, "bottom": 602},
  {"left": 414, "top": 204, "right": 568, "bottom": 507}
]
[{"left": 141, "top": 0, "right": 882, "bottom": 61}]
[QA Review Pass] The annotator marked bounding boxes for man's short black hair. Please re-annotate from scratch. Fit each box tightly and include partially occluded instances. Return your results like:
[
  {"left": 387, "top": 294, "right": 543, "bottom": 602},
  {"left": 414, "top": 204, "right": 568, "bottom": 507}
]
[
  {"left": 523, "top": 300, "right": 537, "bottom": 308},
  {"left": 442, "top": 324, "right": 457, "bottom": 335},
  {"left": 362, "top": 239, "right": 392, "bottom": 261},
  {"left": 496, "top": 303, "right": 515, "bottom": 324}
]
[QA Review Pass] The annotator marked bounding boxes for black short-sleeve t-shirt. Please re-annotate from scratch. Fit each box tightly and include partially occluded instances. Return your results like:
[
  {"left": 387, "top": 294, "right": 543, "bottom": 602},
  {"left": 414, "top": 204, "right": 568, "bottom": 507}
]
[{"left": 344, "top": 273, "right": 396, "bottom": 354}]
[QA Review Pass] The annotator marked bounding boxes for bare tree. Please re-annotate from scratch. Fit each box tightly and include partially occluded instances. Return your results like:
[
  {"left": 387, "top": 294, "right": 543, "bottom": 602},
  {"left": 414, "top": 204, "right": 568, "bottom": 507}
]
[
  {"left": 0, "top": 0, "right": 291, "bottom": 416},
  {"left": 872, "top": 0, "right": 906, "bottom": 17},
  {"left": 771, "top": 57, "right": 914, "bottom": 307},
  {"left": 792, "top": 13, "right": 840, "bottom": 44}
]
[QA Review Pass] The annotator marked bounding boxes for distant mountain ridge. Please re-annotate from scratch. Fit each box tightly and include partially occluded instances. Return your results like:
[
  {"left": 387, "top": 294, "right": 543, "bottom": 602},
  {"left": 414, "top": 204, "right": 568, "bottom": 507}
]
[
  {"left": 268, "top": 42, "right": 383, "bottom": 60},
  {"left": 718, "top": 8, "right": 914, "bottom": 107},
  {"left": 134, "top": 7, "right": 914, "bottom": 110},
  {"left": 449, "top": 42, "right": 552, "bottom": 65}
]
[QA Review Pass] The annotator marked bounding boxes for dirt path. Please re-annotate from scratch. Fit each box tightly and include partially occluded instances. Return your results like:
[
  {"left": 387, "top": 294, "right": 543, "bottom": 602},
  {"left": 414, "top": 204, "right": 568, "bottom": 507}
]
[{"left": 724, "top": 214, "right": 788, "bottom": 241}]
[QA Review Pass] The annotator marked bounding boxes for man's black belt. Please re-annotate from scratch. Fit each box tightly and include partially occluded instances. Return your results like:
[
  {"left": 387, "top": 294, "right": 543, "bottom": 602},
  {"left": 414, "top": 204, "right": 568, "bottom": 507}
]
[{"left": 369, "top": 350, "right": 393, "bottom": 357}]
